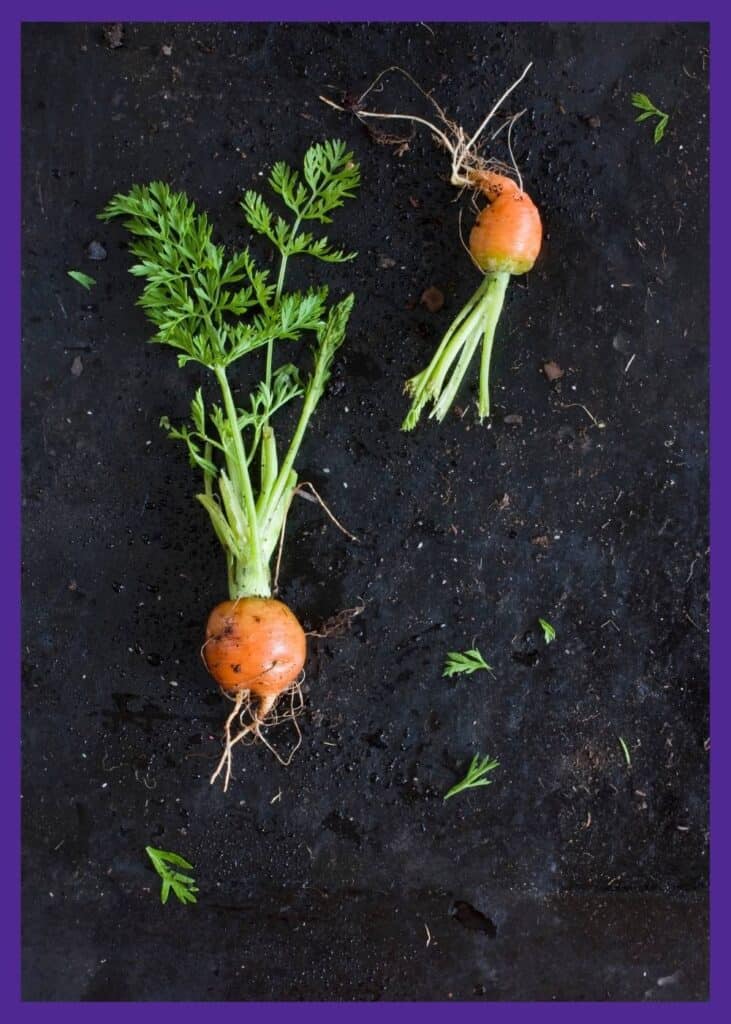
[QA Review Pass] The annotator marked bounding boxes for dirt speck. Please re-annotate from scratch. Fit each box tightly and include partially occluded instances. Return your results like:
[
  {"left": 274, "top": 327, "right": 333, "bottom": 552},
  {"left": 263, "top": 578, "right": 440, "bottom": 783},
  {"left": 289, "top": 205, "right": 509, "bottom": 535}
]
[
  {"left": 450, "top": 900, "right": 497, "bottom": 938},
  {"left": 71, "top": 356, "right": 83, "bottom": 377},
  {"left": 542, "top": 360, "right": 564, "bottom": 382},
  {"left": 103, "top": 24, "right": 124, "bottom": 50},
  {"left": 421, "top": 287, "right": 445, "bottom": 313}
]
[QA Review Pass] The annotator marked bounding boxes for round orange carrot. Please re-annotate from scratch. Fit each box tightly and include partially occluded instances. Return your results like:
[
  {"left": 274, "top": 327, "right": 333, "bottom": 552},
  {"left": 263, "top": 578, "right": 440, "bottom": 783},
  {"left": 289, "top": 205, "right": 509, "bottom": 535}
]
[
  {"left": 204, "top": 597, "right": 306, "bottom": 698},
  {"left": 468, "top": 170, "right": 542, "bottom": 276},
  {"left": 204, "top": 596, "right": 307, "bottom": 790}
]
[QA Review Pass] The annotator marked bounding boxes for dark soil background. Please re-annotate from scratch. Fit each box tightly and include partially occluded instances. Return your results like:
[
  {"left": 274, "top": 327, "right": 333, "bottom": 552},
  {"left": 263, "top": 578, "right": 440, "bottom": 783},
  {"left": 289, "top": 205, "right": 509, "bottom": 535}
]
[{"left": 21, "top": 22, "right": 709, "bottom": 1001}]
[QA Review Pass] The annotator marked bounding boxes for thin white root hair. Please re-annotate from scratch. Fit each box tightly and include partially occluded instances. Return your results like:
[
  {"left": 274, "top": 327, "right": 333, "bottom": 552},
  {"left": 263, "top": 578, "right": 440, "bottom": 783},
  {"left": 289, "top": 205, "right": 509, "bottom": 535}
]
[
  {"left": 320, "top": 95, "right": 455, "bottom": 157},
  {"left": 199, "top": 636, "right": 212, "bottom": 671},
  {"left": 209, "top": 690, "right": 246, "bottom": 792},
  {"left": 253, "top": 683, "right": 304, "bottom": 767},
  {"left": 490, "top": 108, "right": 527, "bottom": 194},
  {"left": 457, "top": 207, "right": 483, "bottom": 272},
  {"left": 272, "top": 489, "right": 297, "bottom": 594},
  {"left": 320, "top": 62, "right": 533, "bottom": 191},
  {"left": 453, "top": 63, "right": 533, "bottom": 185},
  {"left": 357, "top": 65, "right": 447, "bottom": 121},
  {"left": 273, "top": 481, "right": 357, "bottom": 594},
  {"left": 226, "top": 675, "right": 306, "bottom": 767},
  {"left": 295, "top": 481, "right": 359, "bottom": 542}
]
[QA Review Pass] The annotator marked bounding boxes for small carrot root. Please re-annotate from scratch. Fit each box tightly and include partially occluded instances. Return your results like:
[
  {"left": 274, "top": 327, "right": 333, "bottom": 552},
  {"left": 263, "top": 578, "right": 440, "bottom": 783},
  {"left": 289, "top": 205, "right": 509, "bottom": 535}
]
[
  {"left": 209, "top": 677, "right": 305, "bottom": 791},
  {"left": 210, "top": 690, "right": 246, "bottom": 793},
  {"left": 320, "top": 62, "right": 533, "bottom": 189}
]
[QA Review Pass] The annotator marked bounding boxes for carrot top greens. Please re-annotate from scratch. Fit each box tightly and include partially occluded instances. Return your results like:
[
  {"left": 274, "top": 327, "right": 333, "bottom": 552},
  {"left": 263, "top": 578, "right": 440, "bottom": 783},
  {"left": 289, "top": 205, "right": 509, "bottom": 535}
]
[{"left": 100, "top": 141, "right": 359, "bottom": 600}]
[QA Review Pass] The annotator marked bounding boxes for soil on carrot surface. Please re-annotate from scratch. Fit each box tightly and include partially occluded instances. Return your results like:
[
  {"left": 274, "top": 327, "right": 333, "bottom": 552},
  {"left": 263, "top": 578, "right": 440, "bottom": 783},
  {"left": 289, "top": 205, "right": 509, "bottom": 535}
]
[{"left": 21, "top": 22, "right": 708, "bottom": 1001}]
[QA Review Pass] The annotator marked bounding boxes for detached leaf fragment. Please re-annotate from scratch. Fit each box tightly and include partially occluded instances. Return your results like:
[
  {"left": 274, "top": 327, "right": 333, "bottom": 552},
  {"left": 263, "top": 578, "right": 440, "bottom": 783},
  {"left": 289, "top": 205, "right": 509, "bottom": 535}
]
[
  {"left": 631, "top": 92, "right": 669, "bottom": 144},
  {"left": 618, "top": 736, "right": 632, "bottom": 768},
  {"left": 67, "top": 270, "right": 96, "bottom": 291},
  {"left": 145, "top": 846, "right": 199, "bottom": 905},
  {"left": 538, "top": 618, "right": 556, "bottom": 644},
  {"left": 443, "top": 648, "right": 493, "bottom": 677},
  {"left": 443, "top": 753, "right": 500, "bottom": 801}
]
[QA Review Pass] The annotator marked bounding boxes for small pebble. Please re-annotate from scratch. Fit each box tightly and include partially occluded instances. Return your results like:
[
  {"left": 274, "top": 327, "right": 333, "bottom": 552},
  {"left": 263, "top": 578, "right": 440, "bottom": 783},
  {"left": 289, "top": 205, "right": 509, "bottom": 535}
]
[{"left": 85, "top": 240, "right": 107, "bottom": 261}]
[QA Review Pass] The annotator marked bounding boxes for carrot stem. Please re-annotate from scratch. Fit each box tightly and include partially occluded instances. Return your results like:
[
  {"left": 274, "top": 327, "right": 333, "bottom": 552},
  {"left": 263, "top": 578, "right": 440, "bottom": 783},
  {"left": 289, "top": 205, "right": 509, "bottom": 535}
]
[
  {"left": 214, "top": 365, "right": 270, "bottom": 598},
  {"left": 430, "top": 318, "right": 483, "bottom": 421},
  {"left": 477, "top": 271, "right": 509, "bottom": 421},
  {"left": 402, "top": 277, "right": 490, "bottom": 430},
  {"left": 403, "top": 271, "right": 509, "bottom": 428}
]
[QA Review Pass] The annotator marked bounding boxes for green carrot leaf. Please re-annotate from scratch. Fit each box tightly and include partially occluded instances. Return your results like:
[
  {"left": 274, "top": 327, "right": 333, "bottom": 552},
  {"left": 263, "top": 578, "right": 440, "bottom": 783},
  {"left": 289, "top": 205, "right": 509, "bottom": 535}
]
[
  {"left": 618, "top": 736, "right": 632, "bottom": 767},
  {"left": 443, "top": 648, "right": 493, "bottom": 677},
  {"left": 146, "top": 846, "right": 198, "bottom": 905},
  {"left": 631, "top": 92, "right": 655, "bottom": 112},
  {"left": 443, "top": 753, "right": 500, "bottom": 801},
  {"left": 67, "top": 270, "right": 96, "bottom": 291},
  {"left": 630, "top": 92, "right": 669, "bottom": 144},
  {"left": 538, "top": 618, "right": 556, "bottom": 644}
]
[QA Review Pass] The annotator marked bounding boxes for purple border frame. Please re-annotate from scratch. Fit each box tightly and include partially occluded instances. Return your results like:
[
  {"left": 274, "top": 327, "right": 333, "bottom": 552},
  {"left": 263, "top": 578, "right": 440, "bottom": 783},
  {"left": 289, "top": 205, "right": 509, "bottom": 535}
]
[{"left": 5, "top": 2, "right": 727, "bottom": 1017}]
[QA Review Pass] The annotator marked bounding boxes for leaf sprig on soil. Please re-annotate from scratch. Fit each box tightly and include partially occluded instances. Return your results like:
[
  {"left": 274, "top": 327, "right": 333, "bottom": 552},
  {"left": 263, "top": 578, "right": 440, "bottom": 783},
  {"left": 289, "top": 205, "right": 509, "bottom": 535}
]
[
  {"left": 443, "top": 648, "right": 492, "bottom": 677},
  {"left": 618, "top": 736, "right": 632, "bottom": 768},
  {"left": 631, "top": 92, "right": 669, "bottom": 144},
  {"left": 538, "top": 618, "right": 556, "bottom": 644},
  {"left": 67, "top": 269, "right": 96, "bottom": 291},
  {"left": 145, "top": 846, "right": 199, "bottom": 905},
  {"left": 443, "top": 753, "right": 500, "bottom": 801}
]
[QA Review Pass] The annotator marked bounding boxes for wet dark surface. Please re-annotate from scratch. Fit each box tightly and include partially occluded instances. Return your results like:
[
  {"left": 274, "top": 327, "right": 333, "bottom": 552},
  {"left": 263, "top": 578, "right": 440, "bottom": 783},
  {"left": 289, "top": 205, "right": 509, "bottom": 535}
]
[{"left": 21, "top": 22, "right": 709, "bottom": 1001}]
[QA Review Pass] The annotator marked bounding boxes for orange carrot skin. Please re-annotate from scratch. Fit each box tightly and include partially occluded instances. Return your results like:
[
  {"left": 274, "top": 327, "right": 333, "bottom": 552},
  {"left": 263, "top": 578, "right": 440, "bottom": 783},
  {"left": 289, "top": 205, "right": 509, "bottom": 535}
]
[
  {"left": 468, "top": 170, "right": 542, "bottom": 275},
  {"left": 204, "top": 597, "right": 306, "bottom": 696}
]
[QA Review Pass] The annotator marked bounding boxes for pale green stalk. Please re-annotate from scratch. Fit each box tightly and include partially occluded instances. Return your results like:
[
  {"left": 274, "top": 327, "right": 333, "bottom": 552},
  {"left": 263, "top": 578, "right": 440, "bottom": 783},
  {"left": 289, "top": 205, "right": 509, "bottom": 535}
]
[{"left": 403, "top": 271, "right": 510, "bottom": 429}]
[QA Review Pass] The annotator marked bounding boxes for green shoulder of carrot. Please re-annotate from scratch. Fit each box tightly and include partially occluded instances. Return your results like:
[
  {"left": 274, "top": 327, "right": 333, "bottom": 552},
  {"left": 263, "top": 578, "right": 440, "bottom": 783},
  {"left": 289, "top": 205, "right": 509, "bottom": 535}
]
[{"left": 100, "top": 141, "right": 360, "bottom": 791}]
